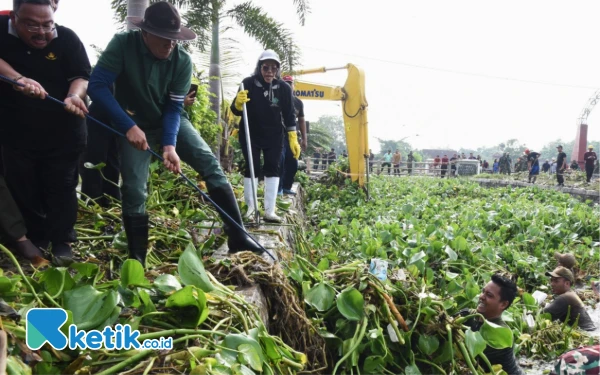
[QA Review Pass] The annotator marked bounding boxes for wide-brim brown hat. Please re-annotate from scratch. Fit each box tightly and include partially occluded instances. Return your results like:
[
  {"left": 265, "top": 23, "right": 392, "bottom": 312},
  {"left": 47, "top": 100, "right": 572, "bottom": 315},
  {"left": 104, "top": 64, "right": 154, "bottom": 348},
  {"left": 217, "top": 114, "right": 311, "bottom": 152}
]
[{"left": 129, "top": 2, "right": 196, "bottom": 41}]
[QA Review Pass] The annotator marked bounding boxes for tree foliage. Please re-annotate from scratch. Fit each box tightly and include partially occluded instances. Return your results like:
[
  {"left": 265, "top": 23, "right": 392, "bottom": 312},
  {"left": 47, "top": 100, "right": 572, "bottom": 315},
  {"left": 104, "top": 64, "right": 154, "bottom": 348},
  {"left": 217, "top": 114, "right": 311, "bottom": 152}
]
[{"left": 310, "top": 115, "right": 346, "bottom": 153}]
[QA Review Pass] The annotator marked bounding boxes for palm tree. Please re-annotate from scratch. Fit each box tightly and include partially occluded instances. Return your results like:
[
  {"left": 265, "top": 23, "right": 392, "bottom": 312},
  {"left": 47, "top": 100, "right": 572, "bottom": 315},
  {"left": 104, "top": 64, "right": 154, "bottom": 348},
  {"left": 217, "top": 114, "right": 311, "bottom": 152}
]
[
  {"left": 306, "top": 124, "right": 333, "bottom": 156},
  {"left": 111, "top": 0, "right": 309, "bottom": 168}
]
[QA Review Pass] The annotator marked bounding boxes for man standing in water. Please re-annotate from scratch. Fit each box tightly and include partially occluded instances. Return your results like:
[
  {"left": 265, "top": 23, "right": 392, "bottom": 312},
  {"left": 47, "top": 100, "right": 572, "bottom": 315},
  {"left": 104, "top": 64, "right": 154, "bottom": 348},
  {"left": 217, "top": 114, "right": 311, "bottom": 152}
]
[{"left": 458, "top": 274, "right": 524, "bottom": 375}]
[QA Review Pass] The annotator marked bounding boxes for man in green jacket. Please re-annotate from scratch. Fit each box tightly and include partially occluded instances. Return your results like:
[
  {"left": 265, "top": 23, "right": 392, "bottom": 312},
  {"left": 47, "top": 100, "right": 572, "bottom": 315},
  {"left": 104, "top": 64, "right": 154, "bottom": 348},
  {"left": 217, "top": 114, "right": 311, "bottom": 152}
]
[{"left": 88, "top": 2, "right": 263, "bottom": 265}]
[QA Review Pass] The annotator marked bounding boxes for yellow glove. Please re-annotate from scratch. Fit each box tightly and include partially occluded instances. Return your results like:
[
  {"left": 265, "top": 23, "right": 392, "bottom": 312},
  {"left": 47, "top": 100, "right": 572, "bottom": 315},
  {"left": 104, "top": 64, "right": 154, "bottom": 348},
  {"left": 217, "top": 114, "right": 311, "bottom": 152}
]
[
  {"left": 288, "top": 131, "right": 301, "bottom": 160},
  {"left": 234, "top": 90, "right": 250, "bottom": 111}
]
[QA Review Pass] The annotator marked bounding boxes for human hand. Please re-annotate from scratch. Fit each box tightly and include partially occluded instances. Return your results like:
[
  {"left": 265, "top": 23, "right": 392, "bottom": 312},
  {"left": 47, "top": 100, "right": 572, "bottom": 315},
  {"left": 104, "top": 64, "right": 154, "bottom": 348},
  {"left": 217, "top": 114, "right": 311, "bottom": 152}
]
[
  {"left": 184, "top": 91, "right": 196, "bottom": 107},
  {"left": 234, "top": 90, "right": 250, "bottom": 111},
  {"left": 301, "top": 137, "right": 308, "bottom": 152},
  {"left": 162, "top": 146, "right": 181, "bottom": 174},
  {"left": 14, "top": 77, "right": 47, "bottom": 99},
  {"left": 126, "top": 126, "right": 148, "bottom": 151},
  {"left": 64, "top": 95, "right": 88, "bottom": 118},
  {"left": 288, "top": 131, "right": 301, "bottom": 159}
]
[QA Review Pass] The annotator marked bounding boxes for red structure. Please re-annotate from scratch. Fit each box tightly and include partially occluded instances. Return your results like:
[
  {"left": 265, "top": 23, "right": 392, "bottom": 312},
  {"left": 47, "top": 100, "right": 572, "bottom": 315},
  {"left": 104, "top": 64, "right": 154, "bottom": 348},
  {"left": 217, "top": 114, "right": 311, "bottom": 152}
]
[{"left": 572, "top": 123, "right": 588, "bottom": 169}]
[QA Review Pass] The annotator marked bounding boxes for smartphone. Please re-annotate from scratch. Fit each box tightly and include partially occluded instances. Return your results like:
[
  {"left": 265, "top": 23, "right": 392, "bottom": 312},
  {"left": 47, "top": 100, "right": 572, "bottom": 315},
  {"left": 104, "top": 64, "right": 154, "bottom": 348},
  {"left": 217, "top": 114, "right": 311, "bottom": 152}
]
[{"left": 188, "top": 83, "right": 198, "bottom": 97}]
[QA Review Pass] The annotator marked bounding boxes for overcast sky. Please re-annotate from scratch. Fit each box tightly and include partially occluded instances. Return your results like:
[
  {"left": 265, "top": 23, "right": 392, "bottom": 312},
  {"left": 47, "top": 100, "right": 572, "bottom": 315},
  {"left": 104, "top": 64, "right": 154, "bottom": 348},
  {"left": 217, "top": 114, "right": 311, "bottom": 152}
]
[{"left": 3, "top": 0, "right": 598, "bottom": 153}]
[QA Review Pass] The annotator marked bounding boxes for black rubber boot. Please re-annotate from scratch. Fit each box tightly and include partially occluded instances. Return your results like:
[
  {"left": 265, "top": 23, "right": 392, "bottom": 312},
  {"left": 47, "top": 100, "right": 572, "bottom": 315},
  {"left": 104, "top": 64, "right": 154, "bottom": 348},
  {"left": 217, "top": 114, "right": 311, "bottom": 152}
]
[
  {"left": 209, "top": 185, "right": 264, "bottom": 254},
  {"left": 51, "top": 243, "right": 74, "bottom": 267},
  {"left": 123, "top": 213, "right": 149, "bottom": 266}
]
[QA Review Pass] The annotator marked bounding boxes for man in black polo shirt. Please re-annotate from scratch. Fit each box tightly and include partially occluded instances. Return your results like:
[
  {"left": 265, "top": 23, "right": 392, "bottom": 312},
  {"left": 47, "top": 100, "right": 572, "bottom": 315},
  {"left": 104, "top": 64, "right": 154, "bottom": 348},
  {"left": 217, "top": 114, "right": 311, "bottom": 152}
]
[
  {"left": 0, "top": 0, "right": 90, "bottom": 265},
  {"left": 556, "top": 145, "right": 567, "bottom": 187},
  {"left": 584, "top": 145, "right": 597, "bottom": 183}
]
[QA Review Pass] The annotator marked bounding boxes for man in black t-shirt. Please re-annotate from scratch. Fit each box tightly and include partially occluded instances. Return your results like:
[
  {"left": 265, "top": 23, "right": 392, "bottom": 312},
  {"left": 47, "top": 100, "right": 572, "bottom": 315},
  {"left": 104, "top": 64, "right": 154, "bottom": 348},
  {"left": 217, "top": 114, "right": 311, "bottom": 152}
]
[
  {"left": 278, "top": 75, "right": 306, "bottom": 195},
  {"left": 556, "top": 145, "right": 568, "bottom": 187},
  {"left": 583, "top": 145, "right": 597, "bottom": 183},
  {"left": 450, "top": 154, "right": 458, "bottom": 176},
  {"left": 457, "top": 275, "right": 524, "bottom": 375},
  {"left": 525, "top": 149, "right": 541, "bottom": 183},
  {"left": 0, "top": 0, "right": 91, "bottom": 265},
  {"left": 542, "top": 160, "right": 551, "bottom": 173}
]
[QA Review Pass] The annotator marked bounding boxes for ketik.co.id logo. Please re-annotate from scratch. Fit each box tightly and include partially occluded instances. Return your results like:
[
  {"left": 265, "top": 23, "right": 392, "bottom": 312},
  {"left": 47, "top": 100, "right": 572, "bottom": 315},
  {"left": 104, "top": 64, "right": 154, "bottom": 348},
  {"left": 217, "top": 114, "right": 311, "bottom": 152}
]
[{"left": 26, "top": 308, "right": 172, "bottom": 350}]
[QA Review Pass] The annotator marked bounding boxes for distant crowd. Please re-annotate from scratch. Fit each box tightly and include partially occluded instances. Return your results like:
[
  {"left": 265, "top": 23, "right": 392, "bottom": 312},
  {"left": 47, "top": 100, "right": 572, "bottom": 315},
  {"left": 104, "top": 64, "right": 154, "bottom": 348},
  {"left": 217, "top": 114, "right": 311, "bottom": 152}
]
[{"left": 310, "top": 147, "right": 348, "bottom": 170}]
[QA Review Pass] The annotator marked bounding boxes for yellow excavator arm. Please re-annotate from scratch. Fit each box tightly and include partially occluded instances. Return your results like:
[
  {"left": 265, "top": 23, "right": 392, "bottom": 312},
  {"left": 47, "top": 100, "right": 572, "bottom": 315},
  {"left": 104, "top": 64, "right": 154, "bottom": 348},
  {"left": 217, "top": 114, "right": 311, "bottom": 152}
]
[{"left": 290, "top": 64, "right": 369, "bottom": 186}]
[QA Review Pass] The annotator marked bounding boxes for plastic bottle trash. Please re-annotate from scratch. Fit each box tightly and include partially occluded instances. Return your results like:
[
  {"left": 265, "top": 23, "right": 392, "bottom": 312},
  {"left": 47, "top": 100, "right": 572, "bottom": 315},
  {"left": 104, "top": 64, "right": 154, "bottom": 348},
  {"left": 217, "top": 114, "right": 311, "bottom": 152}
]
[
  {"left": 369, "top": 259, "right": 388, "bottom": 281},
  {"left": 532, "top": 290, "right": 548, "bottom": 305}
]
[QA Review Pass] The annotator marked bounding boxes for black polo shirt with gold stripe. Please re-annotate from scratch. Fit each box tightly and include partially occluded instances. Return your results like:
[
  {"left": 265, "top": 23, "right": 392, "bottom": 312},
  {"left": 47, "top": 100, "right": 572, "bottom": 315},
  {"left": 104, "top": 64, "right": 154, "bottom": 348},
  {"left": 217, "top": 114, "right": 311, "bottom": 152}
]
[{"left": 0, "top": 15, "right": 91, "bottom": 151}]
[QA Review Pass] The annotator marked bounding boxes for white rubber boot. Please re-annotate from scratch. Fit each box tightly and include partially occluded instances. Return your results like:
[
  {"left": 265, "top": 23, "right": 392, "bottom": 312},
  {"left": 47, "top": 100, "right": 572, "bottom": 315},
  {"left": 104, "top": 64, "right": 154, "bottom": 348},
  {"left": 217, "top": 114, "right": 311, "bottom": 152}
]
[
  {"left": 264, "top": 177, "right": 282, "bottom": 223},
  {"left": 243, "top": 178, "right": 258, "bottom": 219}
]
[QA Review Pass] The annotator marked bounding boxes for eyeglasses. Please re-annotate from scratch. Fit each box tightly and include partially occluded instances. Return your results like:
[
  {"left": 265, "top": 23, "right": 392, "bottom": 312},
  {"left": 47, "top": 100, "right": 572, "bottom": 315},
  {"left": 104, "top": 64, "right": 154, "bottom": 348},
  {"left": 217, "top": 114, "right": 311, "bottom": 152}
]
[
  {"left": 261, "top": 65, "right": 279, "bottom": 73},
  {"left": 15, "top": 14, "right": 55, "bottom": 33}
]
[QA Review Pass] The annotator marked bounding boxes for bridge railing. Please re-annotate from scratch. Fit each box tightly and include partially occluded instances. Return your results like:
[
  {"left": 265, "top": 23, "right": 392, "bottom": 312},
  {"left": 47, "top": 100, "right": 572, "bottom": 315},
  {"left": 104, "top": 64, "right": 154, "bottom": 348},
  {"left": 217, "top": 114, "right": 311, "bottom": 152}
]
[{"left": 302, "top": 157, "right": 485, "bottom": 177}]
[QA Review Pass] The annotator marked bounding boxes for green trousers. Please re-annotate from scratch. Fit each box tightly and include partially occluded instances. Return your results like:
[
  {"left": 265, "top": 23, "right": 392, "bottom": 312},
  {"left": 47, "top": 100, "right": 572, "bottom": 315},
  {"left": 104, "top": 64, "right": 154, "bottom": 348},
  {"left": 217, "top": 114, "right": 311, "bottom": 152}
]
[
  {"left": 0, "top": 175, "right": 26, "bottom": 241},
  {"left": 120, "top": 115, "right": 229, "bottom": 214}
]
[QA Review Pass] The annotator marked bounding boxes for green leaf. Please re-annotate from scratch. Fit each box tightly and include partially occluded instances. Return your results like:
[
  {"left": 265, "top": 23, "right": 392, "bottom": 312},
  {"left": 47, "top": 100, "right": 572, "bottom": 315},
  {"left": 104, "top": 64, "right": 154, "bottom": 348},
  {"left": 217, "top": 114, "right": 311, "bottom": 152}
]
[
  {"left": 71, "top": 263, "right": 99, "bottom": 278},
  {"left": 40, "top": 268, "right": 74, "bottom": 297},
  {"left": 63, "top": 285, "right": 120, "bottom": 330},
  {"left": 238, "top": 344, "right": 263, "bottom": 372},
  {"left": 0, "top": 276, "right": 14, "bottom": 293},
  {"left": 118, "top": 285, "right": 140, "bottom": 307},
  {"left": 453, "top": 236, "right": 468, "bottom": 251},
  {"left": 363, "top": 355, "right": 384, "bottom": 372},
  {"left": 259, "top": 335, "right": 282, "bottom": 361},
  {"left": 305, "top": 281, "right": 335, "bottom": 311},
  {"left": 138, "top": 289, "right": 156, "bottom": 316},
  {"left": 221, "top": 332, "right": 265, "bottom": 368},
  {"left": 521, "top": 292, "right": 537, "bottom": 309},
  {"left": 402, "top": 204, "right": 414, "bottom": 214},
  {"left": 465, "top": 329, "right": 486, "bottom": 358},
  {"left": 121, "top": 259, "right": 147, "bottom": 288},
  {"left": 465, "top": 281, "right": 480, "bottom": 300},
  {"left": 433, "top": 340, "right": 453, "bottom": 363},
  {"left": 480, "top": 320, "right": 513, "bottom": 349},
  {"left": 316, "top": 258, "right": 330, "bottom": 271},
  {"left": 409, "top": 250, "right": 426, "bottom": 265},
  {"left": 154, "top": 274, "right": 182, "bottom": 295},
  {"left": 418, "top": 334, "right": 439, "bottom": 356},
  {"left": 405, "top": 363, "right": 422, "bottom": 375},
  {"left": 444, "top": 245, "right": 458, "bottom": 261},
  {"left": 165, "top": 285, "right": 208, "bottom": 328},
  {"left": 336, "top": 288, "right": 364, "bottom": 321},
  {"left": 178, "top": 243, "right": 214, "bottom": 292}
]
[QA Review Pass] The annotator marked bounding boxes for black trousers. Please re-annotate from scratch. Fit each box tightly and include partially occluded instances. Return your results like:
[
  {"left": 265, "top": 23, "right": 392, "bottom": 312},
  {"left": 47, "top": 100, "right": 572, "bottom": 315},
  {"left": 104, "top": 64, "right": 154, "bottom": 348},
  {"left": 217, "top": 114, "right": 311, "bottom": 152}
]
[
  {"left": 381, "top": 162, "right": 391, "bottom": 174},
  {"left": 585, "top": 164, "right": 594, "bottom": 182},
  {"left": 80, "top": 113, "right": 121, "bottom": 207},
  {"left": 557, "top": 169, "right": 564, "bottom": 185},
  {"left": 2, "top": 147, "right": 79, "bottom": 245},
  {"left": 279, "top": 140, "right": 297, "bottom": 190},
  {"left": 0, "top": 175, "right": 26, "bottom": 242},
  {"left": 239, "top": 134, "right": 284, "bottom": 178},
  {"left": 441, "top": 165, "right": 448, "bottom": 178}
]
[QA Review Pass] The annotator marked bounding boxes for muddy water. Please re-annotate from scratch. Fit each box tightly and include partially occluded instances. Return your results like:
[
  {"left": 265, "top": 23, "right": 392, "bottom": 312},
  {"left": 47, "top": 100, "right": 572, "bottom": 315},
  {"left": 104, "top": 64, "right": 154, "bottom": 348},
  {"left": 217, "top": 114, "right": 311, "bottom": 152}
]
[{"left": 520, "top": 300, "right": 600, "bottom": 374}]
